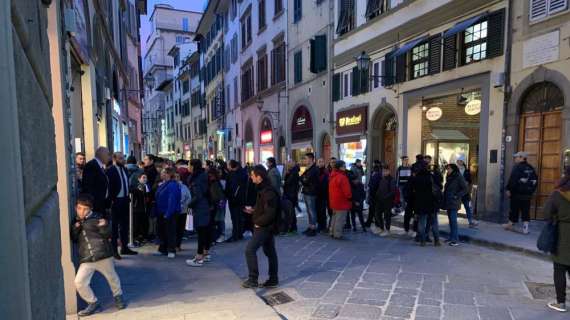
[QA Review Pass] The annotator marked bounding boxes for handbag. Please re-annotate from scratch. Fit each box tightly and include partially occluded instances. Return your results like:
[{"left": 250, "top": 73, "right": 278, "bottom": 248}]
[{"left": 537, "top": 221, "right": 558, "bottom": 254}]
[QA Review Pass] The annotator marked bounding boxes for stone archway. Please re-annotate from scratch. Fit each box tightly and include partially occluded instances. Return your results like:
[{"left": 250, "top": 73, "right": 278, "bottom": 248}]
[{"left": 369, "top": 104, "right": 398, "bottom": 174}]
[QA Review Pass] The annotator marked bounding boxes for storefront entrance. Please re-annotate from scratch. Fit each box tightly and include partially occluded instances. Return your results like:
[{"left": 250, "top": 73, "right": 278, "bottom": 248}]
[
  {"left": 370, "top": 107, "right": 397, "bottom": 174},
  {"left": 291, "top": 106, "right": 314, "bottom": 164},
  {"left": 259, "top": 117, "right": 274, "bottom": 165},
  {"left": 337, "top": 106, "right": 368, "bottom": 171},
  {"left": 518, "top": 82, "right": 564, "bottom": 220}
]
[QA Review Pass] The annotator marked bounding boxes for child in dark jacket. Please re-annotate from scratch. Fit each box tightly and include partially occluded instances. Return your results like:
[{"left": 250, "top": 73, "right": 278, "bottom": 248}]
[
  {"left": 374, "top": 166, "right": 397, "bottom": 235},
  {"left": 348, "top": 172, "right": 367, "bottom": 232}
]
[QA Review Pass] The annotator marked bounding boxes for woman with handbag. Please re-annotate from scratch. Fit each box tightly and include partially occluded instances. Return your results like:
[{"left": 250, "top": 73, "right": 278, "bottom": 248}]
[{"left": 544, "top": 166, "right": 570, "bottom": 313}]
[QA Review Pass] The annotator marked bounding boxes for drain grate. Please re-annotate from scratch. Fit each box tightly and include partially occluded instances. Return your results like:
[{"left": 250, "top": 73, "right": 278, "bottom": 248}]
[
  {"left": 263, "top": 291, "right": 295, "bottom": 306},
  {"left": 525, "top": 282, "right": 569, "bottom": 300}
]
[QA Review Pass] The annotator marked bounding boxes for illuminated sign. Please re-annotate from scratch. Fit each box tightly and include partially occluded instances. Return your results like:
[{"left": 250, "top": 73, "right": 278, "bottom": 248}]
[
  {"left": 465, "top": 99, "right": 481, "bottom": 116},
  {"left": 296, "top": 116, "right": 306, "bottom": 126},
  {"left": 426, "top": 107, "right": 443, "bottom": 121},
  {"left": 260, "top": 130, "right": 273, "bottom": 144},
  {"left": 338, "top": 115, "right": 362, "bottom": 127}
]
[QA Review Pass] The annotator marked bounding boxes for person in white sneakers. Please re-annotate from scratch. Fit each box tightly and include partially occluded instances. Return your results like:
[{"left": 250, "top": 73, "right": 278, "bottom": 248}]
[{"left": 504, "top": 152, "right": 538, "bottom": 234}]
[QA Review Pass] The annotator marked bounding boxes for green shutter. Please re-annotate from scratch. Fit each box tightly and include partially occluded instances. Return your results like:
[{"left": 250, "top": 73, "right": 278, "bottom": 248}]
[
  {"left": 294, "top": 51, "right": 302, "bottom": 83},
  {"left": 316, "top": 35, "right": 327, "bottom": 72},
  {"left": 442, "top": 34, "right": 457, "bottom": 71},
  {"left": 352, "top": 66, "right": 360, "bottom": 96},
  {"left": 310, "top": 39, "right": 317, "bottom": 73},
  {"left": 486, "top": 9, "right": 506, "bottom": 59},
  {"left": 382, "top": 52, "right": 394, "bottom": 86},
  {"left": 360, "top": 67, "right": 369, "bottom": 93},
  {"left": 428, "top": 34, "right": 442, "bottom": 75},
  {"left": 332, "top": 73, "right": 341, "bottom": 102},
  {"left": 395, "top": 54, "right": 406, "bottom": 83}
]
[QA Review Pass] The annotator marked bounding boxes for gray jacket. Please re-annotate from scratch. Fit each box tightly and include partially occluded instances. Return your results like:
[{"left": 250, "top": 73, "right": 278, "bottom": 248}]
[{"left": 268, "top": 166, "right": 282, "bottom": 196}]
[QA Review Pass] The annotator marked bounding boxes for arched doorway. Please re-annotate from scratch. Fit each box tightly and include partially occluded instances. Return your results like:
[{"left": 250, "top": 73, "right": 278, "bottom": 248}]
[
  {"left": 370, "top": 107, "right": 397, "bottom": 174},
  {"left": 519, "top": 82, "right": 564, "bottom": 219},
  {"left": 290, "top": 105, "right": 314, "bottom": 163},
  {"left": 259, "top": 117, "right": 274, "bottom": 165}
]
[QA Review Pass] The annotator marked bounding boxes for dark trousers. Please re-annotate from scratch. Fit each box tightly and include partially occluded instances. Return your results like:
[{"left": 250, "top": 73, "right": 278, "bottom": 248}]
[
  {"left": 133, "top": 210, "right": 149, "bottom": 241},
  {"left": 554, "top": 262, "right": 570, "bottom": 303},
  {"left": 245, "top": 227, "right": 278, "bottom": 282},
  {"left": 403, "top": 204, "right": 413, "bottom": 232},
  {"left": 111, "top": 197, "right": 130, "bottom": 252},
  {"left": 290, "top": 198, "right": 298, "bottom": 232},
  {"left": 229, "top": 204, "right": 243, "bottom": 239},
  {"left": 375, "top": 202, "right": 392, "bottom": 230},
  {"left": 366, "top": 202, "right": 376, "bottom": 227},
  {"left": 509, "top": 197, "right": 531, "bottom": 223},
  {"left": 176, "top": 214, "right": 187, "bottom": 248},
  {"left": 196, "top": 226, "right": 211, "bottom": 255},
  {"left": 158, "top": 214, "right": 177, "bottom": 253},
  {"left": 316, "top": 195, "right": 328, "bottom": 231},
  {"left": 349, "top": 207, "right": 366, "bottom": 231}
]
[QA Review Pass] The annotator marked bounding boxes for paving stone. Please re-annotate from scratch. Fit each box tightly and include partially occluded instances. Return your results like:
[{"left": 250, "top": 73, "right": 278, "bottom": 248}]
[
  {"left": 397, "top": 272, "right": 423, "bottom": 282},
  {"left": 478, "top": 306, "right": 512, "bottom": 320},
  {"left": 423, "top": 274, "right": 447, "bottom": 282},
  {"left": 312, "top": 304, "right": 341, "bottom": 319},
  {"left": 338, "top": 304, "right": 382, "bottom": 320},
  {"left": 395, "top": 280, "right": 421, "bottom": 289},
  {"left": 346, "top": 298, "right": 386, "bottom": 306},
  {"left": 351, "top": 288, "right": 391, "bottom": 301},
  {"left": 443, "top": 304, "right": 478, "bottom": 320},
  {"left": 392, "top": 288, "right": 419, "bottom": 296},
  {"left": 297, "top": 283, "right": 331, "bottom": 298},
  {"left": 355, "top": 281, "right": 393, "bottom": 290},
  {"left": 415, "top": 305, "right": 441, "bottom": 318},
  {"left": 417, "top": 297, "right": 442, "bottom": 307},
  {"left": 308, "top": 271, "right": 341, "bottom": 283},
  {"left": 444, "top": 289, "right": 475, "bottom": 305},
  {"left": 383, "top": 305, "right": 413, "bottom": 318},
  {"left": 323, "top": 290, "right": 350, "bottom": 304},
  {"left": 332, "top": 283, "right": 356, "bottom": 291},
  {"left": 388, "top": 294, "right": 417, "bottom": 308}
]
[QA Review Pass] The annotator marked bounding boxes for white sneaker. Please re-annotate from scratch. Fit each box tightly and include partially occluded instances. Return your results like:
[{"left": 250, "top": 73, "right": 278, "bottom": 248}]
[
  {"left": 216, "top": 235, "right": 225, "bottom": 243},
  {"left": 167, "top": 253, "right": 176, "bottom": 259},
  {"left": 186, "top": 258, "right": 204, "bottom": 267},
  {"left": 385, "top": 230, "right": 391, "bottom": 236},
  {"left": 204, "top": 254, "right": 212, "bottom": 262},
  {"left": 522, "top": 223, "right": 530, "bottom": 235},
  {"left": 370, "top": 225, "right": 379, "bottom": 234}
]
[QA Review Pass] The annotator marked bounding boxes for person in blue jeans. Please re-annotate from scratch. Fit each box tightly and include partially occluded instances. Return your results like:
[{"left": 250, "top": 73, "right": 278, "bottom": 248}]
[
  {"left": 300, "top": 153, "right": 320, "bottom": 237},
  {"left": 456, "top": 157, "right": 478, "bottom": 228},
  {"left": 443, "top": 164, "right": 468, "bottom": 247}
]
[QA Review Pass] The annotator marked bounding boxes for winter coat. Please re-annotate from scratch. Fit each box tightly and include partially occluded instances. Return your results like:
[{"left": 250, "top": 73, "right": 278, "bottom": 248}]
[
  {"left": 226, "top": 167, "right": 248, "bottom": 206},
  {"left": 409, "top": 169, "right": 435, "bottom": 214},
  {"left": 368, "top": 171, "right": 381, "bottom": 204},
  {"left": 396, "top": 165, "right": 412, "bottom": 187},
  {"left": 351, "top": 181, "right": 366, "bottom": 210},
  {"left": 283, "top": 166, "right": 300, "bottom": 203},
  {"left": 459, "top": 166, "right": 472, "bottom": 201},
  {"left": 318, "top": 167, "right": 330, "bottom": 199},
  {"left": 376, "top": 175, "right": 397, "bottom": 206},
  {"left": 443, "top": 171, "right": 468, "bottom": 211},
  {"left": 252, "top": 181, "right": 279, "bottom": 232},
  {"left": 189, "top": 170, "right": 210, "bottom": 227},
  {"left": 506, "top": 161, "right": 538, "bottom": 200},
  {"left": 544, "top": 190, "right": 570, "bottom": 266},
  {"left": 70, "top": 211, "right": 113, "bottom": 264},
  {"left": 155, "top": 180, "right": 181, "bottom": 219},
  {"left": 329, "top": 170, "right": 352, "bottom": 211},
  {"left": 179, "top": 182, "right": 191, "bottom": 214},
  {"left": 209, "top": 180, "right": 227, "bottom": 222},
  {"left": 132, "top": 182, "right": 150, "bottom": 214},
  {"left": 177, "top": 167, "right": 191, "bottom": 187},
  {"left": 144, "top": 165, "right": 159, "bottom": 191},
  {"left": 126, "top": 164, "right": 144, "bottom": 190},
  {"left": 268, "top": 166, "right": 282, "bottom": 196},
  {"left": 301, "top": 164, "right": 319, "bottom": 196},
  {"left": 82, "top": 159, "right": 109, "bottom": 213}
]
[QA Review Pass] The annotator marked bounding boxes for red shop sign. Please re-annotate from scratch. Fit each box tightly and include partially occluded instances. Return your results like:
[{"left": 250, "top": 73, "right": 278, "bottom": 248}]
[{"left": 260, "top": 130, "right": 273, "bottom": 144}]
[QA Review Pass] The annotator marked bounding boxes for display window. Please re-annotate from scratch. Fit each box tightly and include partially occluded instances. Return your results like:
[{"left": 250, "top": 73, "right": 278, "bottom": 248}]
[
  {"left": 339, "top": 139, "right": 367, "bottom": 168},
  {"left": 260, "top": 145, "right": 274, "bottom": 166},
  {"left": 245, "top": 142, "right": 255, "bottom": 165}
]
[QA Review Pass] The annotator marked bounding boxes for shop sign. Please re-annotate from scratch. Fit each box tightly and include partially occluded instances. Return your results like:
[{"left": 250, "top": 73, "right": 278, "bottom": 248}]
[
  {"left": 336, "top": 106, "right": 368, "bottom": 136},
  {"left": 426, "top": 107, "right": 442, "bottom": 121},
  {"left": 291, "top": 106, "right": 313, "bottom": 142},
  {"left": 260, "top": 130, "right": 273, "bottom": 144},
  {"left": 464, "top": 99, "right": 481, "bottom": 116}
]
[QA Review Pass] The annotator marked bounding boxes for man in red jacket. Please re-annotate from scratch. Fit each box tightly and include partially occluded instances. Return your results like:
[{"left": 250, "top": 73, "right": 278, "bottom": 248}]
[{"left": 328, "top": 160, "right": 352, "bottom": 239}]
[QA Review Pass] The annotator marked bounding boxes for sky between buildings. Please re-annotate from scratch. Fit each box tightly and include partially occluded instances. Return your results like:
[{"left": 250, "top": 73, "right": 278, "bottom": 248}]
[{"left": 140, "top": 0, "right": 208, "bottom": 52}]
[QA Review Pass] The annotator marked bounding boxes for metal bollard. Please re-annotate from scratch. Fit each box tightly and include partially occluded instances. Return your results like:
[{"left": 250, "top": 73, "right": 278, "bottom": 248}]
[{"left": 129, "top": 193, "right": 134, "bottom": 247}]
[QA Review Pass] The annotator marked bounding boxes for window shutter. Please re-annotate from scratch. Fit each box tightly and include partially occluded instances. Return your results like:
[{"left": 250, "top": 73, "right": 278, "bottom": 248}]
[
  {"left": 549, "top": 0, "right": 568, "bottom": 14},
  {"left": 294, "top": 51, "right": 302, "bottom": 83},
  {"left": 309, "top": 38, "right": 317, "bottom": 73},
  {"left": 316, "top": 35, "right": 327, "bottom": 72},
  {"left": 529, "top": 0, "right": 547, "bottom": 21},
  {"left": 352, "top": 66, "right": 360, "bottom": 96},
  {"left": 442, "top": 34, "right": 457, "bottom": 71},
  {"left": 360, "top": 67, "right": 369, "bottom": 93},
  {"left": 486, "top": 9, "right": 506, "bottom": 59},
  {"left": 382, "top": 51, "right": 395, "bottom": 86},
  {"left": 332, "top": 73, "right": 341, "bottom": 102},
  {"left": 395, "top": 54, "right": 406, "bottom": 83},
  {"left": 428, "top": 34, "right": 442, "bottom": 75}
]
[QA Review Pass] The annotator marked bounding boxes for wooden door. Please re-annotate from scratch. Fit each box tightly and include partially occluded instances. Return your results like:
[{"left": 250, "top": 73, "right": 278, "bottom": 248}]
[
  {"left": 383, "top": 130, "right": 396, "bottom": 175},
  {"left": 519, "top": 111, "right": 562, "bottom": 220}
]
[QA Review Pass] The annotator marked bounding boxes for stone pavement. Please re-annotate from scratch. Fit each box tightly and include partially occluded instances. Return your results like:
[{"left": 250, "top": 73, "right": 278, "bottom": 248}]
[
  {"left": 66, "top": 244, "right": 281, "bottom": 320},
  {"left": 391, "top": 214, "right": 546, "bottom": 259},
  {"left": 214, "top": 227, "right": 568, "bottom": 320}
]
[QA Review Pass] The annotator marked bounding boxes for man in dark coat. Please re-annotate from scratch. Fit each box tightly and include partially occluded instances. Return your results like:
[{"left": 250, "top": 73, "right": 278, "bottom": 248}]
[
  {"left": 82, "top": 147, "right": 111, "bottom": 215},
  {"left": 242, "top": 165, "right": 279, "bottom": 289},
  {"left": 409, "top": 162, "right": 440, "bottom": 247},
  {"left": 504, "top": 151, "right": 538, "bottom": 234},
  {"left": 106, "top": 152, "right": 138, "bottom": 258},
  {"left": 300, "top": 153, "right": 319, "bottom": 236},
  {"left": 226, "top": 160, "right": 249, "bottom": 242},
  {"left": 143, "top": 154, "right": 158, "bottom": 189},
  {"left": 316, "top": 158, "right": 330, "bottom": 232}
]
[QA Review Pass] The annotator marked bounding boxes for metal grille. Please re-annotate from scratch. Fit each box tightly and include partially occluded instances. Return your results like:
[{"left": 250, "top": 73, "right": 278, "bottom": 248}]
[{"left": 263, "top": 291, "right": 294, "bottom": 306}]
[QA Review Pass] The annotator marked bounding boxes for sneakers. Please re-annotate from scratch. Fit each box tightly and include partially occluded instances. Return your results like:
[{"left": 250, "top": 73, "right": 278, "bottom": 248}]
[
  {"left": 434, "top": 240, "right": 442, "bottom": 247},
  {"left": 186, "top": 258, "right": 204, "bottom": 267},
  {"left": 449, "top": 241, "right": 460, "bottom": 247},
  {"left": 241, "top": 279, "right": 259, "bottom": 289},
  {"left": 167, "top": 252, "right": 176, "bottom": 259},
  {"left": 216, "top": 235, "right": 225, "bottom": 243},
  {"left": 114, "top": 295, "right": 126, "bottom": 310},
  {"left": 547, "top": 302, "right": 567, "bottom": 312},
  {"left": 468, "top": 221, "right": 479, "bottom": 228},
  {"left": 261, "top": 279, "right": 279, "bottom": 288},
  {"left": 522, "top": 223, "right": 530, "bottom": 235},
  {"left": 305, "top": 229, "right": 317, "bottom": 237},
  {"left": 204, "top": 254, "right": 212, "bottom": 262},
  {"left": 78, "top": 302, "right": 100, "bottom": 316}
]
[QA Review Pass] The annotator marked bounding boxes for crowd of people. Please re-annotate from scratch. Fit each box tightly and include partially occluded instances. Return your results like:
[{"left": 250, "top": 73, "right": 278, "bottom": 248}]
[{"left": 70, "top": 147, "right": 569, "bottom": 316}]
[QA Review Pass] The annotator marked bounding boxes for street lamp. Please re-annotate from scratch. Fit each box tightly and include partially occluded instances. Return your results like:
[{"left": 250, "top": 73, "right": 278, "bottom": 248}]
[
  {"left": 355, "top": 51, "right": 371, "bottom": 72},
  {"left": 144, "top": 75, "right": 155, "bottom": 90}
]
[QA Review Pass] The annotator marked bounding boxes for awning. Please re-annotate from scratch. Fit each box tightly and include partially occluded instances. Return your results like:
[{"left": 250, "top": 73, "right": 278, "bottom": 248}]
[
  {"left": 443, "top": 13, "right": 488, "bottom": 38},
  {"left": 393, "top": 35, "right": 429, "bottom": 57}
]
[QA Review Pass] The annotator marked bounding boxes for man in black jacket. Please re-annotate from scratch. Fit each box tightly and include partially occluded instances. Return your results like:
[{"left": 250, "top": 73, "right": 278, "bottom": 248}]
[
  {"left": 242, "top": 165, "right": 279, "bottom": 289},
  {"left": 301, "top": 153, "right": 319, "bottom": 236},
  {"left": 71, "top": 194, "right": 125, "bottom": 316},
  {"left": 82, "top": 147, "right": 111, "bottom": 215},
  {"left": 107, "top": 152, "right": 138, "bottom": 258},
  {"left": 504, "top": 151, "right": 538, "bottom": 234},
  {"left": 226, "top": 160, "right": 249, "bottom": 242}
]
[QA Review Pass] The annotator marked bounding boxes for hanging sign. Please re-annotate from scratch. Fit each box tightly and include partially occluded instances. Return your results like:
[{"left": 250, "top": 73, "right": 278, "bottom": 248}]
[
  {"left": 426, "top": 107, "right": 442, "bottom": 121},
  {"left": 260, "top": 130, "right": 273, "bottom": 144},
  {"left": 464, "top": 99, "right": 481, "bottom": 116}
]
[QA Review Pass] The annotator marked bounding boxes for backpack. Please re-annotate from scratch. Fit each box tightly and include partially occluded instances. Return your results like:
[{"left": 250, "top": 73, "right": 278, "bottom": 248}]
[{"left": 516, "top": 164, "right": 538, "bottom": 195}]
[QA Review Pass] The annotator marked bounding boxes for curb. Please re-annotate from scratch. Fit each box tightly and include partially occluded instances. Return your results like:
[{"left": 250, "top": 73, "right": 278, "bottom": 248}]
[{"left": 390, "top": 220, "right": 550, "bottom": 261}]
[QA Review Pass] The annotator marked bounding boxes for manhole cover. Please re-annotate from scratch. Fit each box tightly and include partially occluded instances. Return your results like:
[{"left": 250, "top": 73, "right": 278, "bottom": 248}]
[
  {"left": 525, "top": 282, "right": 569, "bottom": 300},
  {"left": 263, "top": 291, "right": 295, "bottom": 306}
]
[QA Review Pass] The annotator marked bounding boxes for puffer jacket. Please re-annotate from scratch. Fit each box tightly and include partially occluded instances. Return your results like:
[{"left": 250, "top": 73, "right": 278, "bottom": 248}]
[
  {"left": 544, "top": 190, "right": 570, "bottom": 266},
  {"left": 443, "top": 171, "right": 468, "bottom": 210},
  {"left": 189, "top": 170, "right": 210, "bottom": 227},
  {"left": 329, "top": 170, "right": 352, "bottom": 211},
  {"left": 70, "top": 211, "right": 113, "bottom": 264},
  {"left": 301, "top": 164, "right": 319, "bottom": 196},
  {"left": 156, "top": 180, "right": 182, "bottom": 219},
  {"left": 252, "top": 181, "right": 279, "bottom": 232}
]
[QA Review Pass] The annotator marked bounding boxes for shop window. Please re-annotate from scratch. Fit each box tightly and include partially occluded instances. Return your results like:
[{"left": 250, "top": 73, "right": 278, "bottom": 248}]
[
  {"left": 411, "top": 42, "right": 429, "bottom": 79},
  {"left": 336, "top": 0, "right": 355, "bottom": 35}
]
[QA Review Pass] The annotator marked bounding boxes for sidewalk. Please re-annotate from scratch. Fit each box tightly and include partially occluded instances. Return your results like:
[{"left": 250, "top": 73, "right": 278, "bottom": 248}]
[
  {"left": 392, "top": 213, "right": 548, "bottom": 259},
  {"left": 66, "top": 243, "right": 281, "bottom": 320}
]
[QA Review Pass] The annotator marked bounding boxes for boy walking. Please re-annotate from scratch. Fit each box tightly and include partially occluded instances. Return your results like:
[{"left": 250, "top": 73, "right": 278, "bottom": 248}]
[{"left": 71, "top": 194, "right": 125, "bottom": 316}]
